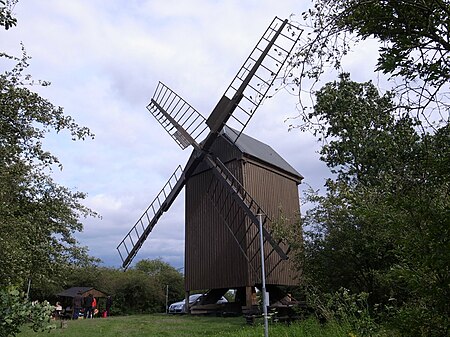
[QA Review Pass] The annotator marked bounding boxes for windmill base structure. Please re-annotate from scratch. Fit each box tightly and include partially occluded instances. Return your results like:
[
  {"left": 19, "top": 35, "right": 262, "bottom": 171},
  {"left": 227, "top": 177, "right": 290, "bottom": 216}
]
[{"left": 117, "top": 17, "right": 305, "bottom": 317}]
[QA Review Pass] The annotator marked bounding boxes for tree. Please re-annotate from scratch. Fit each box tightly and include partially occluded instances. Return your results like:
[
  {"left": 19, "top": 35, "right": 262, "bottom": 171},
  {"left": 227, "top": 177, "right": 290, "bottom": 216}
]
[
  {"left": 113, "top": 269, "right": 165, "bottom": 314},
  {"left": 302, "top": 74, "right": 449, "bottom": 336},
  {"left": 135, "top": 258, "right": 185, "bottom": 306},
  {"left": 1, "top": 3, "right": 99, "bottom": 335},
  {"left": 302, "top": 74, "right": 412, "bottom": 296},
  {"left": 282, "top": 2, "right": 449, "bottom": 334},
  {"left": 287, "top": 0, "right": 449, "bottom": 131},
  {"left": 0, "top": 50, "right": 98, "bottom": 288}
]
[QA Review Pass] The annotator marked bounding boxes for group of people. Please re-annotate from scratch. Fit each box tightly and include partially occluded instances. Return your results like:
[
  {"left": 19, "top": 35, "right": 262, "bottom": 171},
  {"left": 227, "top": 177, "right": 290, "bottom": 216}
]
[{"left": 71, "top": 292, "right": 112, "bottom": 319}]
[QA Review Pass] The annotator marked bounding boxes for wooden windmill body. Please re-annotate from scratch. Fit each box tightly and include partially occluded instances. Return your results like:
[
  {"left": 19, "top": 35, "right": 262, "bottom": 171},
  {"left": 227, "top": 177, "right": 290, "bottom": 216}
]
[
  {"left": 185, "top": 126, "right": 302, "bottom": 294},
  {"left": 117, "top": 17, "right": 304, "bottom": 312}
]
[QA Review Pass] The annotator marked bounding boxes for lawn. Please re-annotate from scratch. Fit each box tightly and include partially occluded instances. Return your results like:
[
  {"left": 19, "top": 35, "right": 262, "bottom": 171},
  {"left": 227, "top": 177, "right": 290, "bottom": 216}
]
[{"left": 17, "top": 314, "right": 352, "bottom": 337}]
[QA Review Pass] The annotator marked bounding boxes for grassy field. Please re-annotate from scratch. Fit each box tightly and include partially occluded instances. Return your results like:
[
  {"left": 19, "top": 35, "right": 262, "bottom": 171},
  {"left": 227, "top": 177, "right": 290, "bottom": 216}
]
[{"left": 17, "top": 314, "right": 353, "bottom": 337}]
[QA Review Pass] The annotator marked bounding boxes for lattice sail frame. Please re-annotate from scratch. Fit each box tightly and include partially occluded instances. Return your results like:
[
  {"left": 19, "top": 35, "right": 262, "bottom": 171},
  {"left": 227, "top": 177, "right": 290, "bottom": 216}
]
[
  {"left": 147, "top": 82, "right": 209, "bottom": 149},
  {"left": 223, "top": 17, "right": 302, "bottom": 141},
  {"left": 117, "top": 165, "right": 184, "bottom": 269}
]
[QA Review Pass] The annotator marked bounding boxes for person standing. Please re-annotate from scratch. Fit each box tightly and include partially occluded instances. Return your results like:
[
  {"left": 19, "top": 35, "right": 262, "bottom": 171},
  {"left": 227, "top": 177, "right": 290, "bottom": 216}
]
[
  {"left": 92, "top": 296, "right": 97, "bottom": 317},
  {"left": 106, "top": 295, "right": 113, "bottom": 317},
  {"left": 84, "top": 294, "right": 93, "bottom": 319},
  {"left": 73, "top": 292, "right": 83, "bottom": 319}
]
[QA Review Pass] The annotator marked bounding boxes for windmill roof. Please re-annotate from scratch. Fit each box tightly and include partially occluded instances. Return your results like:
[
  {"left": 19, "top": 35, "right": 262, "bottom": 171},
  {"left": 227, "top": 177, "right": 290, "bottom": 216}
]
[{"left": 221, "top": 126, "right": 303, "bottom": 180}]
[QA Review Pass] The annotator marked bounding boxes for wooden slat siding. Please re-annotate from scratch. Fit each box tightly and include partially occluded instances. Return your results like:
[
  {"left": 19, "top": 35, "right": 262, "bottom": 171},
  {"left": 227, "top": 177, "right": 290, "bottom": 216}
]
[
  {"left": 185, "top": 135, "right": 302, "bottom": 291},
  {"left": 185, "top": 160, "right": 250, "bottom": 291},
  {"left": 243, "top": 159, "right": 302, "bottom": 286}
]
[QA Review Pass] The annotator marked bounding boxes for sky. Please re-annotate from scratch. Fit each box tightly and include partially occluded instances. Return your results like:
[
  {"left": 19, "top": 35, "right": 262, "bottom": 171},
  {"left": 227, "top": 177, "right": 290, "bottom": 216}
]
[{"left": 2, "top": 0, "right": 380, "bottom": 270}]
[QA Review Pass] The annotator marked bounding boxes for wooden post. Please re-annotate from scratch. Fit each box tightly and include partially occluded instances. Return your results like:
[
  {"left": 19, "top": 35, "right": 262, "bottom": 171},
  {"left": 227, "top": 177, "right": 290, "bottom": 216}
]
[
  {"left": 185, "top": 291, "right": 190, "bottom": 314},
  {"left": 245, "top": 286, "right": 257, "bottom": 307}
]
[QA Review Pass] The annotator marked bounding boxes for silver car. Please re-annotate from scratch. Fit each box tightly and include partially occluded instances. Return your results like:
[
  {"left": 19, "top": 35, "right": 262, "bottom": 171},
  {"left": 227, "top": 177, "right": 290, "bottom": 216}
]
[{"left": 168, "top": 294, "right": 227, "bottom": 314}]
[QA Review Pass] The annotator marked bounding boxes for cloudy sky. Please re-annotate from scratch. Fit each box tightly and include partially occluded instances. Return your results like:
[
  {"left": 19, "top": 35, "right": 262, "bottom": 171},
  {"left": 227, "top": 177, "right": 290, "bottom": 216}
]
[{"left": 2, "top": 1, "right": 379, "bottom": 269}]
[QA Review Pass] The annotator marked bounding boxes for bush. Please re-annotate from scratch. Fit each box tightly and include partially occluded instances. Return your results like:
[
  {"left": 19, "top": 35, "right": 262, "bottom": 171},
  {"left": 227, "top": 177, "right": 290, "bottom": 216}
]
[
  {"left": 0, "top": 286, "right": 54, "bottom": 337},
  {"left": 307, "top": 287, "right": 380, "bottom": 337}
]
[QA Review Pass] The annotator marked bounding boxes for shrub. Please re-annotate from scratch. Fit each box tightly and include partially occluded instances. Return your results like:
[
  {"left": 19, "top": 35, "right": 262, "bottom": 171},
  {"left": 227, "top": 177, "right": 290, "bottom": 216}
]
[{"left": 0, "top": 286, "right": 54, "bottom": 337}]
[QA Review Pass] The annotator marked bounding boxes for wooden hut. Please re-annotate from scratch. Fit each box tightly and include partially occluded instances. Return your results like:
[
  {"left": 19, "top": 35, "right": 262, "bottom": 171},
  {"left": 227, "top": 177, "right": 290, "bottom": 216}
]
[{"left": 56, "top": 287, "right": 108, "bottom": 318}]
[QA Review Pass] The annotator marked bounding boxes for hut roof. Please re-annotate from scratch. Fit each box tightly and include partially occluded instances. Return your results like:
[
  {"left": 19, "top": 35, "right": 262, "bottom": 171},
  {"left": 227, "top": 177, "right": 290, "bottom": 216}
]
[
  {"left": 221, "top": 126, "right": 303, "bottom": 180},
  {"left": 56, "top": 287, "right": 107, "bottom": 298}
]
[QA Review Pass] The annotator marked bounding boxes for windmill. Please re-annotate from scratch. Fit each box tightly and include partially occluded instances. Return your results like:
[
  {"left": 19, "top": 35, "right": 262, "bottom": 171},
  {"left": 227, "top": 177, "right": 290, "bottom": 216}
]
[{"left": 117, "top": 17, "right": 303, "bottom": 313}]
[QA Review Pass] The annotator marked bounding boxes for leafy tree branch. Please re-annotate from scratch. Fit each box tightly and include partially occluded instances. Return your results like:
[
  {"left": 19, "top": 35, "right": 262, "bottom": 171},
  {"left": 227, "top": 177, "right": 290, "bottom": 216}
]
[{"left": 286, "top": 0, "right": 450, "bottom": 132}]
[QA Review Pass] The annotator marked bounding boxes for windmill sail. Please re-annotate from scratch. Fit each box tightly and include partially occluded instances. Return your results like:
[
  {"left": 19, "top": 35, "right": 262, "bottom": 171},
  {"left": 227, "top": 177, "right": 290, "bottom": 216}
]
[
  {"left": 116, "top": 165, "right": 185, "bottom": 269},
  {"left": 213, "top": 17, "right": 302, "bottom": 141},
  {"left": 147, "top": 82, "right": 209, "bottom": 149}
]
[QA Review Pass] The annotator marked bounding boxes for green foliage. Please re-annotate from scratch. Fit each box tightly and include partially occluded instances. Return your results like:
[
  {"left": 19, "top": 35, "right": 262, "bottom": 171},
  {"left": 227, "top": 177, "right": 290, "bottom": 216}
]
[
  {"left": 135, "top": 258, "right": 185, "bottom": 305},
  {"left": 302, "top": 181, "right": 397, "bottom": 304},
  {"left": 0, "top": 286, "right": 54, "bottom": 337},
  {"left": 302, "top": 74, "right": 449, "bottom": 336},
  {"left": 288, "top": 0, "right": 449, "bottom": 131},
  {"left": 338, "top": 0, "right": 450, "bottom": 87},
  {"left": 1, "top": 4, "right": 99, "bottom": 334},
  {"left": 114, "top": 270, "right": 165, "bottom": 314},
  {"left": 307, "top": 288, "right": 379, "bottom": 337},
  {"left": 62, "top": 259, "right": 184, "bottom": 315},
  {"left": 0, "top": 48, "right": 98, "bottom": 288}
]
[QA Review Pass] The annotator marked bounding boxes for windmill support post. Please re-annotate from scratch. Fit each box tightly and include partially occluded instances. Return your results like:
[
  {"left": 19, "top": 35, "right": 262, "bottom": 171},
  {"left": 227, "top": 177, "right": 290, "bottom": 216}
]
[
  {"left": 258, "top": 214, "right": 269, "bottom": 337},
  {"left": 185, "top": 291, "right": 190, "bottom": 314}
]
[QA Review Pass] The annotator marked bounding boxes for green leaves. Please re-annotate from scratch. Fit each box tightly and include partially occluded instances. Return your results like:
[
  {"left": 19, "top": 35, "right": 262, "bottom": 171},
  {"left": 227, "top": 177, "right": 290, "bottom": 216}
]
[
  {"left": 313, "top": 73, "right": 416, "bottom": 185},
  {"left": 302, "top": 74, "right": 449, "bottom": 336},
  {"left": 290, "top": 1, "right": 450, "bottom": 334},
  {"left": 0, "top": 3, "right": 99, "bottom": 334},
  {"left": 1, "top": 48, "right": 94, "bottom": 169},
  {"left": 340, "top": 0, "right": 450, "bottom": 84},
  {"left": 135, "top": 258, "right": 185, "bottom": 306},
  {"left": 0, "top": 47, "right": 98, "bottom": 288},
  {"left": 0, "top": 286, "right": 54, "bottom": 337},
  {"left": 287, "top": 0, "right": 450, "bottom": 133}
]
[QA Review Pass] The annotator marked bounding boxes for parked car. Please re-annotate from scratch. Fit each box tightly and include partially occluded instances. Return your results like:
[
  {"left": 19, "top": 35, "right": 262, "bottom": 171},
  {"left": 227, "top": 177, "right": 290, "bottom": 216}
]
[{"left": 168, "top": 294, "right": 227, "bottom": 314}]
